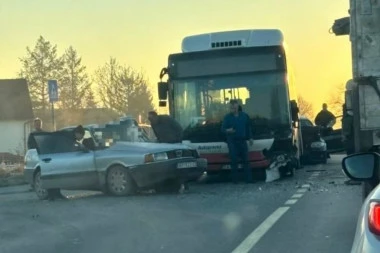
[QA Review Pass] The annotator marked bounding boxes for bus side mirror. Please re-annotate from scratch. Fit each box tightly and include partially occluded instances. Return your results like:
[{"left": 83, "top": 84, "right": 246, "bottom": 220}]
[
  {"left": 290, "top": 100, "right": 299, "bottom": 122},
  {"left": 158, "top": 82, "right": 169, "bottom": 100}
]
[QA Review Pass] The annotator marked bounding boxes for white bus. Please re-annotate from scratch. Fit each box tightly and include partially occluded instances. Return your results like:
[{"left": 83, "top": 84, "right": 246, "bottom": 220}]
[{"left": 157, "top": 29, "right": 302, "bottom": 177}]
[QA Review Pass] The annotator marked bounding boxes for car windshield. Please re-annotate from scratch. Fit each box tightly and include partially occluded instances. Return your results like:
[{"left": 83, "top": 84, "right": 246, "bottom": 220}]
[{"left": 173, "top": 72, "right": 290, "bottom": 142}]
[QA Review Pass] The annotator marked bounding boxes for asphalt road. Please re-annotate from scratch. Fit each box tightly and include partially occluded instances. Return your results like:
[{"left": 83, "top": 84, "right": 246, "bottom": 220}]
[{"left": 0, "top": 155, "right": 362, "bottom": 253}]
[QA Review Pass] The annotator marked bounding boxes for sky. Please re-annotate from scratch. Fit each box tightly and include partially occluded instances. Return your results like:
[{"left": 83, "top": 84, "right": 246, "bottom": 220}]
[{"left": 0, "top": 0, "right": 351, "bottom": 112}]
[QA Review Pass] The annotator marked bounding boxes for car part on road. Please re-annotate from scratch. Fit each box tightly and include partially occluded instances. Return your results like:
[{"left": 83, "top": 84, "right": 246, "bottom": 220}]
[{"left": 106, "top": 166, "right": 136, "bottom": 196}]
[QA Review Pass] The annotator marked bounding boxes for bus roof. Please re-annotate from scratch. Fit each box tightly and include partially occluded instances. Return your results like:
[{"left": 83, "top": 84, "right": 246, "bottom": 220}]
[{"left": 181, "top": 29, "right": 284, "bottom": 53}]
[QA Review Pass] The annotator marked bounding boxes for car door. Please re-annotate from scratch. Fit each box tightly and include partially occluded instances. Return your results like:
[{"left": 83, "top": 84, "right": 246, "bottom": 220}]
[{"left": 32, "top": 131, "right": 98, "bottom": 190}]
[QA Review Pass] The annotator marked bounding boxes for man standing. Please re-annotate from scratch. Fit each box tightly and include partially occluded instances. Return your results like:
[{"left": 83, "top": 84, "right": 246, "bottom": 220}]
[
  {"left": 148, "top": 111, "right": 183, "bottom": 144},
  {"left": 222, "top": 100, "right": 253, "bottom": 184},
  {"left": 27, "top": 118, "right": 44, "bottom": 150},
  {"left": 314, "top": 103, "right": 336, "bottom": 128}
]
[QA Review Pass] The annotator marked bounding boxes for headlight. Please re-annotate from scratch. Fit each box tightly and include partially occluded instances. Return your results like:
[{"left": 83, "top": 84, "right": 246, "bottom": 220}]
[
  {"left": 144, "top": 152, "right": 168, "bottom": 163},
  {"left": 311, "top": 142, "right": 326, "bottom": 149},
  {"left": 153, "top": 152, "right": 168, "bottom": 161}
]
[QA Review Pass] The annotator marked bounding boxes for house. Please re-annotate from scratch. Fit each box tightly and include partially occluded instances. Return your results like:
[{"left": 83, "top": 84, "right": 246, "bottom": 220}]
[{"left": 0, "top": 79, "right": 34, "bottom": 156}]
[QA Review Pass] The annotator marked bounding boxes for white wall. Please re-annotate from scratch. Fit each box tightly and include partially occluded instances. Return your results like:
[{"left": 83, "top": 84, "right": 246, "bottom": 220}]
[{"left": 0, "top": 121, "right": 29, "bottom": 155}]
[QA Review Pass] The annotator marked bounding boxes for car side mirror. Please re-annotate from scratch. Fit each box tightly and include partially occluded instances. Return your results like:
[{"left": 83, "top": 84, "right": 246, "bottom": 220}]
[{"left": 342, "top": 152, "right": 378, "bottom": 180}]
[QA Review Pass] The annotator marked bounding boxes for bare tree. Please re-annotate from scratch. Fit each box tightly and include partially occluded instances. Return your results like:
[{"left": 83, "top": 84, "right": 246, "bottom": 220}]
[
  {"left": 298, "top": 96, "right": 314, "bottom": 119},
  {"left": 59, "top": 46, "right": 91, "bottom": 109},
  {"left": 327, "top": 83, "right": 345, "bottom": 117},
  {"left": 119, "top": 67, "right": 154, "bottom": 121},
  {"left": 19, "top": 36, "right": 63, "bottom": 111},
  {"left": 84, "top": 89, "right": 98, "bottom": 108},
  {"left": 95, "top": 58, "right": 126, "bottom": 114},
  {"left": 94, "top": 58, "right": 154, "bottom": 119}
]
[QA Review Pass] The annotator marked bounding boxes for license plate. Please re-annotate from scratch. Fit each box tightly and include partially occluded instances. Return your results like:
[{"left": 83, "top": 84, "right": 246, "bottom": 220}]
[{"left": 177, "top": 162, "right": 197, "bottom": 169}]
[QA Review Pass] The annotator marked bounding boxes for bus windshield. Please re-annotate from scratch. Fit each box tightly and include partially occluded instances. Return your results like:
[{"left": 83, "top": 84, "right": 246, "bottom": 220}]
[{"left": 172, "top": 72, "right": 291, "bottom": 143}]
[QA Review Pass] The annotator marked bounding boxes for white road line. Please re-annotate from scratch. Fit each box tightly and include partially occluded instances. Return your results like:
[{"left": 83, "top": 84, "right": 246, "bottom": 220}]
[
  {"left": 297, "top": 188, "right": 308, "bottom": 194},
  {"left": 231, "top": 207, "right": 290, "bottom": 253},
  {"left": 284, "top": 199, "right": 298, "bottom": 205},
  {"left": 231, "top": 175, "right": 314, "bottom": 252},
  {"left": 291, "top": 193, "right": 303, "bottom": 198}
]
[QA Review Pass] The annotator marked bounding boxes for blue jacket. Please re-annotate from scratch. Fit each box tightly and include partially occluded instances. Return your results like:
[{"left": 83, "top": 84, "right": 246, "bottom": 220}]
[{"left": 221, "top": 112, "right": 252, "bottom": 140}]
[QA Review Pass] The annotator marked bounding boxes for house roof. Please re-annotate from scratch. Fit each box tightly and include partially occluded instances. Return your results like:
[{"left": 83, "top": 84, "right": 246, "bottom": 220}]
[{"left": 0, "top": 79, "right": 34, "bottom": 121}]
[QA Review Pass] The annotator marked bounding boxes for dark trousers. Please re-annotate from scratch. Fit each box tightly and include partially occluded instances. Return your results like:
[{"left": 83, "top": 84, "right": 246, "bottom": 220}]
[{"left": 227, "top": 139, "right": 253, "bottom": 183}]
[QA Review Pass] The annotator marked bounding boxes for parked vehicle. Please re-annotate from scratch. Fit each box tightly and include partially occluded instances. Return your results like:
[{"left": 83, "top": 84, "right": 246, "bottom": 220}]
[
  {"left": 300, "top": 116, "right": 327, "bottom": 164},
  {"left": 341, "top": 152, "right": 380, "bottom": 253},
  {"left": 24, "top": 130, "right": 207, "bottom": 200},
  {"left": 300, "top": 116, "right": 345, "bottom": 164}
]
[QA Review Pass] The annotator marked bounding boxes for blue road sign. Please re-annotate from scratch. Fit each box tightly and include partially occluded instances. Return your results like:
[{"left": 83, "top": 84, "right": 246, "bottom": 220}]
[{"left": 48, "top": 80, "right": 59, "bottom": 102}]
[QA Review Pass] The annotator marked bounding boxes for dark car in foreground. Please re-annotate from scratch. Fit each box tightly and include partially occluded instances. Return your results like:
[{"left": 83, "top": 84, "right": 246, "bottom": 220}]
[
  {"left": 342, "top": 152, "right": 380, "bottom": 253},
  {"left": 24, "top": 131, "right": 207, "bottom": 200}
]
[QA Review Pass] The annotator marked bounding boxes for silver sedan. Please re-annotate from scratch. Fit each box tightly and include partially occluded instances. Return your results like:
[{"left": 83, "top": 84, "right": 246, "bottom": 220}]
[
  {"left": 342, "top": 152, "right": 380, "bottom": 253},
  {"left": 24, "top": 131, "right": 207, "bottom": 200}
]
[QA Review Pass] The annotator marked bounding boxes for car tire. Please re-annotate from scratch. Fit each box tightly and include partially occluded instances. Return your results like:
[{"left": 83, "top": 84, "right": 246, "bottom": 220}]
[
  {"left": 106, "top": 166, "right": 136, "bottom": 196},
  {"left": 34, "top": 171, "right": 53, "bottom": 200},
  {"left": 155, "top": 179, "right": 182, "bottom": 194}
]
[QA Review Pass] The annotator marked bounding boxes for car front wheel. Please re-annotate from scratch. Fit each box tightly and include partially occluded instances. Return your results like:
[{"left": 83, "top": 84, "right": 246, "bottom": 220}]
[
  {"left": 106, "top": 166, "right": 136, "bottom": 196},
  {"left": 34, "top": 171, "right": 52, "bottom": 200}
]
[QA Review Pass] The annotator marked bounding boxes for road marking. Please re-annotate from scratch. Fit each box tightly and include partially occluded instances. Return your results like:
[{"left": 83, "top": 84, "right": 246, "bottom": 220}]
[
  {"left": 291, "top": 193, "right": 303, "bottom": 198},
  {"left": 297, "top": 188, "right": 308, "bottom": 193},
  {"left": 284, "top": 199, "right": 298, "bottom": 205},
  {"left": 231, "top": 207, "right": 290, "bottom": 253},
  {"left": 232, "top": 169, "right": 317, "bottom": 252}
]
